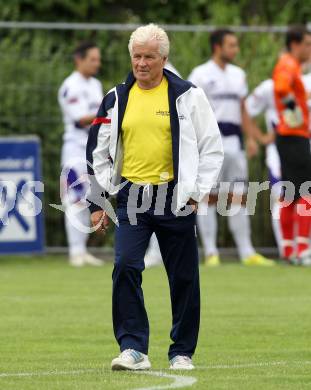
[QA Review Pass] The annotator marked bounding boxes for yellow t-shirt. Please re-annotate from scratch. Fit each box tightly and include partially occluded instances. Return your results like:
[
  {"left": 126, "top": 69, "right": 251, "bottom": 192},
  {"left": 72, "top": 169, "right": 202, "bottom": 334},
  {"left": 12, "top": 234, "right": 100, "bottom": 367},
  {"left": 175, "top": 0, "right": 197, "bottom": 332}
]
[{"left": 121, "top": 76, "right": 174, "bottom": 184}]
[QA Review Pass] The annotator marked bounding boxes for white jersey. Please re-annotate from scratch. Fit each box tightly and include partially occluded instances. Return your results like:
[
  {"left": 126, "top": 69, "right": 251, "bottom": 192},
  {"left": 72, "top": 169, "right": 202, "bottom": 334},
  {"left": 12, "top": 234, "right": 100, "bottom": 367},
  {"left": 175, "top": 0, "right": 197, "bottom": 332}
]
[
  {"left": 303, "top": 73, "right": 311, "bottom": 112},
  {"left": 188, "top": 60, "right": 248, "bottom": 153},
  {"left": 58, "top": 71, "right": 103, "bottom": 148},
  {"left": 165, "top": 62, "right": 181, "bottom": 77}
]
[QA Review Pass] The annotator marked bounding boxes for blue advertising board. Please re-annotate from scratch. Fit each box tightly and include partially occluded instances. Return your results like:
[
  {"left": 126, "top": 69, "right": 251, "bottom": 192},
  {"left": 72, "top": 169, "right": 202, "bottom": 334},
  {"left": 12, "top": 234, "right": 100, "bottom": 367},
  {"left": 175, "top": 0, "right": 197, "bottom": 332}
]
[{"left": 0, "top": 136, "right": 44, "bottom": 254}]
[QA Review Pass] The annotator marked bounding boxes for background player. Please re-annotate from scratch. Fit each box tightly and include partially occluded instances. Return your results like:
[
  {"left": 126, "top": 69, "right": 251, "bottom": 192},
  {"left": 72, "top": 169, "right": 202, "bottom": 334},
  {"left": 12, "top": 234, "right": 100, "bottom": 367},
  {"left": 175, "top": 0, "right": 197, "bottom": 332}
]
[
  {"left": 246, "top": 69, "right": 311, "bottom": 257},
  {"left": 246, "top": 79, "right": 283, "bottom": 255},
  {"left": 188, "top": 29, "right": 275, "bottom": 266},
  {"left": 273, "top": 26, "right": 311, "bottom": 265},
  {"left": 58, "top": 41, "right": 104, "bottom": 267}
]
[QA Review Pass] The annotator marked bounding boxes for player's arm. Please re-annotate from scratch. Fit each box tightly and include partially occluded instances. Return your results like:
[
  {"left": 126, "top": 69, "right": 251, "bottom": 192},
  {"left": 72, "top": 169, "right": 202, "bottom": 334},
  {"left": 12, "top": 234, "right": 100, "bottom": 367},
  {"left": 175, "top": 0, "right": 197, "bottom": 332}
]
[
  {"left": 241, "top": 99, "right": 259, "bottom": 157},
  {"left": 239, "top": 72, "right": 262, "bottom": 157},
  {"left": 77, "top": 115, "right": 97, "bottom": 128},
  {"left": 244, "top": 83, "right": 275, "bottom": 146},
  {"left": 245, "top": 115, "right": 274, "bottom": 146}
]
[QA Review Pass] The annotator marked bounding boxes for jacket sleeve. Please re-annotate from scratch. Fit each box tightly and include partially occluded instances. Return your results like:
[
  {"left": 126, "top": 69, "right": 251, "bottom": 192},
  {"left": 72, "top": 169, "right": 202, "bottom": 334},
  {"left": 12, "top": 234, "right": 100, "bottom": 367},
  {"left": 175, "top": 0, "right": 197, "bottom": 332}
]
[
  {"left": 86, "top": 90, "right": 116, "bottom": 213},
  {"left": 190, "top": 87, "right": 224, "bottom": 202}
]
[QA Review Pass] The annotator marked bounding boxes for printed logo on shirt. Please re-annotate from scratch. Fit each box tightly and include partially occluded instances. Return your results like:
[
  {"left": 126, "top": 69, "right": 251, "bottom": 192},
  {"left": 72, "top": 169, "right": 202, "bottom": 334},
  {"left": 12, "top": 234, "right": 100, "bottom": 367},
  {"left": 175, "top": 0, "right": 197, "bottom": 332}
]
[
  {"left": 68, "top": 97, "right": 79, "bottom": 104},
  {"left": 211, "top": 93, "right": 240, "bottom": 100},
  {"left": 156, "top": 110, "right": 170, "bottom": 117},
  {"left": 206, "top": 80, "right": 216, "bottom": 89}
]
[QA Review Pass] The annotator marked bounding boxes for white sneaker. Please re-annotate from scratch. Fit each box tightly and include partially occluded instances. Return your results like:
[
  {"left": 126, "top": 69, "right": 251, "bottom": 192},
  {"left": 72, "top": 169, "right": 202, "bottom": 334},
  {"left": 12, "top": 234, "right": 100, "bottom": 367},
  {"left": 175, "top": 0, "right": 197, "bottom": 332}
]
[
  {"left": 299, "top": 249, "right": 311, "bottom": 267},
  {"left": 169, "top": 355, "right": 194, "bottom": 370},
  {"left": 69, "top": 254, "right": 85, "bottom": 267},
  {"left": 84, "top": 253, "right": 105, "bottom": 266},
  {"left": 111, "top": 349, "right": 151, "bottom": 371}
]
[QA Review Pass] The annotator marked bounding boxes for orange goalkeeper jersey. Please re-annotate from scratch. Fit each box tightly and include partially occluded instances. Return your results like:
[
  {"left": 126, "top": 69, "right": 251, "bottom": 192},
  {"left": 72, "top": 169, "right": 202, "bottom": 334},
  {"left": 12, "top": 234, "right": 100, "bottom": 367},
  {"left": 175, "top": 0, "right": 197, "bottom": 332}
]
[{"left": 273, "top": 53, "right": 309, "bottom": 138}]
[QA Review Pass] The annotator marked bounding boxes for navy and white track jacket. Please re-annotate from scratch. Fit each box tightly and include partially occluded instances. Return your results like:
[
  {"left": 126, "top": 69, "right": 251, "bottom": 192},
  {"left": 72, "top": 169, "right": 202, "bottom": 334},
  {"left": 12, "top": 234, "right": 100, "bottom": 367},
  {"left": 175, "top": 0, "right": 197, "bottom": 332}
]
[{"left": 86, "top": 69, "right": 223, "bottom": 213}]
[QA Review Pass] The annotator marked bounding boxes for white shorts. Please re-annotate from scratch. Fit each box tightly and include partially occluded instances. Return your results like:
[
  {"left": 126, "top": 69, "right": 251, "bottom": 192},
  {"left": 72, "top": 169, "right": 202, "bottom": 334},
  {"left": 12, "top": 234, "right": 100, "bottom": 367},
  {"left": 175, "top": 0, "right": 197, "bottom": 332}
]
[
  {"left": 212, "top": 149, "right": 248, "bottom": 195},
  {"left": 61, "top": 141, "right": 89, "bottom": 204}
]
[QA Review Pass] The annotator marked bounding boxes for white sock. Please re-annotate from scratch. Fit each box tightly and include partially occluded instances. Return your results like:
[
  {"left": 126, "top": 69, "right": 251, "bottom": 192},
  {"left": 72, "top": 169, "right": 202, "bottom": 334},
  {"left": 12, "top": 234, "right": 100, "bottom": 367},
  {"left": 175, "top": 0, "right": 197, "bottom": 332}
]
[
  {"left": 271, "top": 201, "right": 282, "bottom": 257},
  {"left": 228, "top": 206, "right": 255, "bottom": 260},
  {"left": 197, "top": 203, "right": 218, "bottom": 256},
  {"left": 65, "top": 203, "right": 90, "bottom": 257}
]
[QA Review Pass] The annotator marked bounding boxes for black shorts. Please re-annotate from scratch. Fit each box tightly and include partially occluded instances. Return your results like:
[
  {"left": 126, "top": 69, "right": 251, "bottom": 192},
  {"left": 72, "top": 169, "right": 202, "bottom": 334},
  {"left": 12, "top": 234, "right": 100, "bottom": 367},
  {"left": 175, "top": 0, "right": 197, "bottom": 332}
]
[{"left": 276, "top": 135, "right": 311, "bottom": 200}]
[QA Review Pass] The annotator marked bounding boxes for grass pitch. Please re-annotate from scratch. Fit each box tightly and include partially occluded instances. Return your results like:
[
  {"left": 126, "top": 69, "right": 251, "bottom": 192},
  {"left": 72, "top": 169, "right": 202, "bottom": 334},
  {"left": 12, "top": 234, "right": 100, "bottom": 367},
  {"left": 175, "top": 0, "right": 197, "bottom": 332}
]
[{"left": 0, "top": 256, "right": 311, "bottom": 389}]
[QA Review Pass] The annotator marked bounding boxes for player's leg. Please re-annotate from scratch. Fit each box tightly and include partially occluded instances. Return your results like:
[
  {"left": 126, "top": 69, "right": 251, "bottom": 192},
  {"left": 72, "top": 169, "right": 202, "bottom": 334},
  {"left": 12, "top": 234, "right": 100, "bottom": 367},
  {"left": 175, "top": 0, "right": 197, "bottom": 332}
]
[
  {"left": 197, "top": 200, "right": 219, "bottom": 266},
  {"left": 112, "top": 182, "right": 153, "bottom": 365},
  {"left": 226, "top": 151, "right": 255, "bottom": 259},
  {"left": 155, "top": 211, "right": 199, "bottom": 367},
  {"left": 270, "top": 184, "right": 283, "bottom": 257},
  {"left": 279, "top": 201, "right": 296, "bottom": 260},
  {"left": 64, "top": 201, "right": 89, "bottom": 266},
  {"left": 292, "top": 137, "right": 311, "bottom": 265},
  {"left": 61, "top": 146, "right": 103, "bottom": 266},
  {"left": 276, "top": 135, "right": 301, "bottom": 262},
  {"left": 228, "top": 203, "right": 255, "bottom": 259},
  {"left": 61, "top": 142, "right": 90, "bottom": 266},
  {"left": 266, "top": 143, "right": 283, "bottom": 256},
  {"left": 196, "top": 160, "right": 224, "bottom": 266},
  {"left": 296, "top": 197, "right": 311, "bottom": 258},
  {"left": 226, "top": 151, "right": 275, "bottom": 265}
]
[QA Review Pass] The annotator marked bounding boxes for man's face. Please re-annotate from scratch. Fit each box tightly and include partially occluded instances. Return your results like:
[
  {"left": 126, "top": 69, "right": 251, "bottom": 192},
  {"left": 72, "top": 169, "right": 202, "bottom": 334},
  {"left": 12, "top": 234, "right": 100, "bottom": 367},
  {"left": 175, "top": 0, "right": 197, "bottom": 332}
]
[
  {"left": 297, "top": 34, "right": 311, "bottom": 63},
  {"left": 76, "top": 47, "right": 101, "bottom": 77},
  {"left": 131, "top": 40, "right": 166, "bottom": 85},
  {"left": 217, "top": 34, "right": 239, "bottom": 63}
]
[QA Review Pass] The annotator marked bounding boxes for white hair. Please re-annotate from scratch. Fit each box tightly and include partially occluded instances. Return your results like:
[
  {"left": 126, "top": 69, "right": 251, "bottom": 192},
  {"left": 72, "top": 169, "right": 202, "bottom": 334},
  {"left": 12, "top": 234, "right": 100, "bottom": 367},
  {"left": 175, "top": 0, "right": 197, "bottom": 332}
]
[{"left": 128, "top": 23, "right": 170, "bottom": 58}]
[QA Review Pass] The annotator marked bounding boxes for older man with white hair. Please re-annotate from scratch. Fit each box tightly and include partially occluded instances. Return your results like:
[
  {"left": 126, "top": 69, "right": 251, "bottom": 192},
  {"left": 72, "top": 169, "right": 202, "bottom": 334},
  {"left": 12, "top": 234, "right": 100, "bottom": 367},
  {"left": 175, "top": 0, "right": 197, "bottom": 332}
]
[{"left": 86, "top": 24, "right": 223, "bottom": 370}]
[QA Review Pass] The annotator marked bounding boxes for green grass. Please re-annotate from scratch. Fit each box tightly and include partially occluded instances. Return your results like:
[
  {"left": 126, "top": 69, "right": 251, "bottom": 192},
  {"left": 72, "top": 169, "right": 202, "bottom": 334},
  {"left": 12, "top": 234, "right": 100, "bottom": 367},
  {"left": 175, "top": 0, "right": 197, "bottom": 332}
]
[{"left": 0, "top": 256, "right": 311, "bottom": 389}]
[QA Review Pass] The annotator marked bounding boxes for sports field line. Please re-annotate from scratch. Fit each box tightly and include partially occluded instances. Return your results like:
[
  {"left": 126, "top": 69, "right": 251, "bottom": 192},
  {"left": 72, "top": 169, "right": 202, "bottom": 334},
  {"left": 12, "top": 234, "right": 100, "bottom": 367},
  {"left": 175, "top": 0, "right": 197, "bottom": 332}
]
[
  {"left": 0, "top": 368, "right": 197, "bottom": 390},
  {"left": 133, "top": 370, "right": 197, "bottom": 389},
  {"left": 1, "top": 360, "right": 311, "bottom": 378},
  {"left": 1, "top": 360, "right": 311, "bottom": 389}
]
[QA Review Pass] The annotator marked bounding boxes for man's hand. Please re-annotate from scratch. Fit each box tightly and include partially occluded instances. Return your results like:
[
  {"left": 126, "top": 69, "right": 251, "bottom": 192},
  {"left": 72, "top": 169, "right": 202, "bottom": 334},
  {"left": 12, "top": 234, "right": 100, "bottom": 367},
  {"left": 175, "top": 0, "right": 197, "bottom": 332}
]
[
  {"left": 260, "top": 132, "right": 275, "bottom": 145},
  {"left": 188, "top": 198, "right": 198, "bottom": 213},
  {"left": 246, "top": 137, "right": 259, "bottom": 158},
  {"left": 91, "top": 210, "right": 109, "bottom": 234}
]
